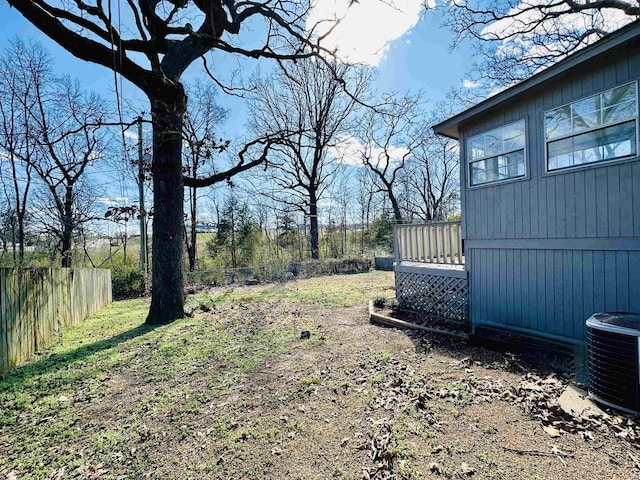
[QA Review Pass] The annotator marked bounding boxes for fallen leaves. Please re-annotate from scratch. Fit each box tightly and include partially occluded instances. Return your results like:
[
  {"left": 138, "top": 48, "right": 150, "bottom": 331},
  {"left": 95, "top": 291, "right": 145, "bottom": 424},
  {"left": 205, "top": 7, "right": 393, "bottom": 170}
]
[
  {"left": 459, "top": 462, "right": 475, "bottom": 476},
  {"left": 363, "top": 421, "right": 397, "bottom": 480},
  {"left": 503, "top": 445, "right": 574, "bottom": 460},
  {"left": 543, "top": 425, "right": 562, "bottom": 438},
  {"left": 504, "top": 372, "right": 640, "bottom": 445}
]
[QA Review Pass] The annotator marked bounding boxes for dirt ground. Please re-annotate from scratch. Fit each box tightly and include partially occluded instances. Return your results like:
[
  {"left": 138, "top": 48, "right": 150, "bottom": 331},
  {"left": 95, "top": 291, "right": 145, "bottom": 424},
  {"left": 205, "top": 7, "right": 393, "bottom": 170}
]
[{"left": 2, "top": 271, "right": 639, "bottom": 479}]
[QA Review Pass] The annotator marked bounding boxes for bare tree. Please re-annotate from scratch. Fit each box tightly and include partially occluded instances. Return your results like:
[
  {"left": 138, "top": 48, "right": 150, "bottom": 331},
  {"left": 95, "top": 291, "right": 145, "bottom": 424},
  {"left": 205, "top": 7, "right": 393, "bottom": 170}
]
[
  {"left": 29, "top": 75, "right": 108, "bottom": 267},
  {"left": 356, "top": 93, "right": 422, "bottom": 224},
  {"left": 444, "top": 0, "right": 639, "bottom": 85},
  {"left": 32, "top": 178, "right": 99, "bottom": 266},
  {"left": 249, "top": 58, "right": 369, "bottom": 259},
  {"left": 355, "top": 167, "right": 377, "bottom": 254},
  {"left": 8, "top": 0, "right": 354, "bottom": 323},
  {"left": 0, "top": 39, "right": 46, "bottom": 265},
  {"left": 403, "top": 127, "right": 459, "bottom": 222},
  {"left": 328, "top": 164, "right": 354, "bottom": 257},
  {"left": 182, "top": 81, "right": 229, "bottom": 272}
]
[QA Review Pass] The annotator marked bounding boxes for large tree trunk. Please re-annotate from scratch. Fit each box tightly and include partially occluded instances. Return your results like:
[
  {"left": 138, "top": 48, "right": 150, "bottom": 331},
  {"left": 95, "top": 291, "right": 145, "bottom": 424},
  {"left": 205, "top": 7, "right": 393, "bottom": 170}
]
[
  {"left": 309, "top": 189, "right": 319, "bottom": 260},
  {"left": 388, "top": 188, "right": 404, "bottom": 225},
  {"left": 146, "top": 86, "right": 187, "bottom": 325}
]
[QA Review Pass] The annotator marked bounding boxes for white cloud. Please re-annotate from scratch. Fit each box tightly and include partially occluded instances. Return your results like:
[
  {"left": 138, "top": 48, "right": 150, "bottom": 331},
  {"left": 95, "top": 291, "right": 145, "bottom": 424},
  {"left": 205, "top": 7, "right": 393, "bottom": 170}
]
[
  {"left": 306, "top": 0, "right": 426, "bottom": 66},
  {"left": 332, "top": 135, "right": 363, "bottom": 166},
  {"left": 123, "top": 130, "right": 139, "bottom": 141},
  {"left": 462, "top": 79, "right": 479, "bottom": 89},
  {"left": 332, "top": 135, "right": 410, "bottom": 168}
]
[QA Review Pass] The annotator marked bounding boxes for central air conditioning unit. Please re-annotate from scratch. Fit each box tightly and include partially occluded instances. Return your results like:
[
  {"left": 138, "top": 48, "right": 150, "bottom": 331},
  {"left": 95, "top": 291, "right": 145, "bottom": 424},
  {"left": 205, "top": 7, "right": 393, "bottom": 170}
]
[{"left": 587, "top": 312, "right": 640, "bottom": 415}]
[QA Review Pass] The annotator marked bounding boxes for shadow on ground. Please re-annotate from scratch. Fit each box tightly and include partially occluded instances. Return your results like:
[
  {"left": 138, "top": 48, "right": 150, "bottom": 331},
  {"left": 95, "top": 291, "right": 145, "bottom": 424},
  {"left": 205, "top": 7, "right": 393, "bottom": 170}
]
[
  {"left": 394, "top": 323, "right": 575, "bottom": 378},
  {"left": 0, "top": 323, "right": 161, "bottom": 387}
]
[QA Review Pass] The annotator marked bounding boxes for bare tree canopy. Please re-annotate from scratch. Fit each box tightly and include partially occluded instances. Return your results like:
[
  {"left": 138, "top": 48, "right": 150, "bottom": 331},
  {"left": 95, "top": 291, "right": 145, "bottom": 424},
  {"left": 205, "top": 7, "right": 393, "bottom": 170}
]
[
  {"left": 355, "top": 93, "right": 423, "bottom": 225},
  {"left": 31, "top": 75, "right": 108, "bottom": 267},
  {"left": 0, "top": 39, "right": 108, "bottom": 268},
  {"left": 444, "top": 0, "right": 639, "bottom": 85},
  {"left": 0, "top": 39, "right": 46, "bottom": 265},
  {"left": 182, "top": 81, "right": 229, "bottom": 272},
  {"left": 248, "top": 58, "right": 370, "bottom": 259},
  {"left": 6, "top": 0, "right": 346, "bottom": 323},
  {"left": 403, "top": 125, "right": 459, "bottom": 222}
]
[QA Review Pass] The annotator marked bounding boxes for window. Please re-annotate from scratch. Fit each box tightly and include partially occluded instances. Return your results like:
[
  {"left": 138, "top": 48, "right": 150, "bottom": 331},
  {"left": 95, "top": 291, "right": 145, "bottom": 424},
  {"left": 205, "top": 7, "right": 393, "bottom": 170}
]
[
  {"left": 467, "top": 120, "right": 526, "bottom": 186},
  {"left": 545, "top": 82, "right": 638, "bottom": 171}
]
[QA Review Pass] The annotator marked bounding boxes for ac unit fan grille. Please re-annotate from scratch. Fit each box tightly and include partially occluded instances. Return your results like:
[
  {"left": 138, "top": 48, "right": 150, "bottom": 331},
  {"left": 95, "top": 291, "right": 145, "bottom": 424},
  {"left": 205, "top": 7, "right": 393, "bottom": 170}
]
[{"left": 587, "top": 327, "right": 639, "bottom": 412}]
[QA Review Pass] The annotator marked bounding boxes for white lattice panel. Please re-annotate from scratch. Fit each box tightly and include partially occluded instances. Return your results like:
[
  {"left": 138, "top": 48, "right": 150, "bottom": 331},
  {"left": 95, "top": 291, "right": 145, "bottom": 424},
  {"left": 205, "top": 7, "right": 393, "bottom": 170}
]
[{"left": 395, "top": 270, "right": 469, "bottom": 326}]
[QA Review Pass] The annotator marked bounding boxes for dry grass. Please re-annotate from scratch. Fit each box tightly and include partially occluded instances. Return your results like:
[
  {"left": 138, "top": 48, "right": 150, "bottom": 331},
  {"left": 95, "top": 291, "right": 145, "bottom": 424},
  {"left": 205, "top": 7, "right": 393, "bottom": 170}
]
[{"left": 0, "top": 271, "right": 637, "bottom": 479}]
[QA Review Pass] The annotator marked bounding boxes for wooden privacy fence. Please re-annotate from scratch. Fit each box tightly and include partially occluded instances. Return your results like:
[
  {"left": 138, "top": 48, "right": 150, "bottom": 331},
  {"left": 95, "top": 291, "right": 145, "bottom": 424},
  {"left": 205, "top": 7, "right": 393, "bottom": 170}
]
[
  {"left": 394, "top": 221, "right": 464, "bottom": 265},
  {"left": 0, "top": 268, "right": 112, "bottom": 374}
]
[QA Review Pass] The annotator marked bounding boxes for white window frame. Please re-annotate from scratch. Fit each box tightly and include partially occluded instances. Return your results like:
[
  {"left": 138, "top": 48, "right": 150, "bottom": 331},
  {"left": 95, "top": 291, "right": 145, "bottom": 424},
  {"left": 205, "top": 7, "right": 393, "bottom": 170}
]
[
  {"left": 466, "top": 119, "right": 527, "bottom": 188},
  {"left": 544, "top": 81, "right": 639, "bottom": 173}
]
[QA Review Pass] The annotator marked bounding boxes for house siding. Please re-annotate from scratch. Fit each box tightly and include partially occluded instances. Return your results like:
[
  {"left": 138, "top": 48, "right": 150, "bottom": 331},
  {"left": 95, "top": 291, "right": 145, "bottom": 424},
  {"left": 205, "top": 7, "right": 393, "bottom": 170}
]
[
  {"left": 468, "top": 248, "right": 640, "bottom": 342},
  {"left": 460, "top": 44, "right": 640, "bottom": 342}
]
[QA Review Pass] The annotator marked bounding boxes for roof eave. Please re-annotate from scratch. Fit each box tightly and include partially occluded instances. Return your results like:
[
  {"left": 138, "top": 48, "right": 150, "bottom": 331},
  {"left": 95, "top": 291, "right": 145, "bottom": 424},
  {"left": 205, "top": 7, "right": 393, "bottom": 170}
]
[{"left": 432, "top": 20, "right": 640, "bottom": 140}]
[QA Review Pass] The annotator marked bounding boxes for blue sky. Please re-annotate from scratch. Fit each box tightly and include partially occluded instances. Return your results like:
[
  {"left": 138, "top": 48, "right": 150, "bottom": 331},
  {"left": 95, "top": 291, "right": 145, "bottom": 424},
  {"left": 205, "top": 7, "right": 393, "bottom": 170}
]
[
  {"left": 0, "top": 1, "right": 475, "bottom": 230},
  {"left": 0, "top": 2, "right": 473, "bottom": 138}
]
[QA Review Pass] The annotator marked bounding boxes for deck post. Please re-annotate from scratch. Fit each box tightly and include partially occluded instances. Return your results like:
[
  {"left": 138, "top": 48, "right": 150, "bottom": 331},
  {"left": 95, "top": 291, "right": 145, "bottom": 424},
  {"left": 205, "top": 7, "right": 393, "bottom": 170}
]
[
  {"left": 393, "top": 225, "right": 400, "bottom": 263},
  {"left": 447, "top": 224, "right": 453, "bottom": 264}
]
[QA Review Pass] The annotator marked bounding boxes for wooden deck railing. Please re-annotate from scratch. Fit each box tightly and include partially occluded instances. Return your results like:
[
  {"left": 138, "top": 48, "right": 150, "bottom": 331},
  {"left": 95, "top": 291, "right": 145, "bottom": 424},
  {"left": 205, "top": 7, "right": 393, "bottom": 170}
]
[{"left": 394, "top": 221, "right": 464, "bottom": 265}]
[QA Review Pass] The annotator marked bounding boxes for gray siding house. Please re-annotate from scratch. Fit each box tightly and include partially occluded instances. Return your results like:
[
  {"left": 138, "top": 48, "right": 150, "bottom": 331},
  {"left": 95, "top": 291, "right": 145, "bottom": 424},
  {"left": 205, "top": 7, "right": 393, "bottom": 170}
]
[{"left": 397, "top": 21, "right": 640, "bottom": 347}]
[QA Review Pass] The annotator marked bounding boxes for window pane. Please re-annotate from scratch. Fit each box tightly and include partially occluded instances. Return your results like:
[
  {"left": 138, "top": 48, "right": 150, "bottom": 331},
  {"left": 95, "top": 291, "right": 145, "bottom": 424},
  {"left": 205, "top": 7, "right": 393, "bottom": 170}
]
[
  {"left": 470, "top": 150, "right": 525, "bottom": 186},
  {"left": 603, "top": 100, "right": 636, "bottom": 124},
  {"left": 602, "top": 83, "right": 636, "bottom": 109},
  {"left": 470, "top": 160, "right": 490, "bottom": 185},
  {"left": 485, "top": 139, "right": 503, "bottom": 157},
  {"left": 547, "top": 137, "right": 575, "bottom": 170},
  {"left": 484, "top": 131, "right": 502, "bottom": 144},
  {"left": 504, "top": 134, "right": 525, "bottom": 152},
  {"left": 601, "top": 121, "right": 636, "bottom": 159},
  {"left": 504, "top": 120, "right": 525, "bottom": 143},
  {"left": 547, "top": 120, "right": 636, "bottom": 171},
  {"left": 467, "top": 120, "right": 525, "bottom": 162},
  {"left": 545, "top": 83, "right": 637, "bottom": 141},
  {"left": 572, "top": 95, "right": 600, "bottom": 132},
  {"left": 572, "top": 110, "right": 600, "bottom": 132},
  {"left": 545, "top": 107, "right": 571, "bottom": 139},
  {"left": 572, "top": 130, "right": 605, "bottom": 164},
  {"left": 468, "top": 136, "right": 485, "bottom": 161}
]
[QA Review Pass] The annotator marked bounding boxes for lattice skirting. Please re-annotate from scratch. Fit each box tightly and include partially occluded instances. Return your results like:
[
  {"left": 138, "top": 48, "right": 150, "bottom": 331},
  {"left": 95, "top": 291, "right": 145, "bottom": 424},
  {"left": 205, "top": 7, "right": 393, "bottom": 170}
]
[{"left": 395, "top": 271, "right": 469, "bottom": 326}]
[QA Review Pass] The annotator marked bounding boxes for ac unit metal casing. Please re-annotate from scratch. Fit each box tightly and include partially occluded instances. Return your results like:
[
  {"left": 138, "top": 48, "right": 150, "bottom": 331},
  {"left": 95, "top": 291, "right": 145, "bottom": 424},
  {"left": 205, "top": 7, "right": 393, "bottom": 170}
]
[{"left": 587, "top": 312, "right": 640, "bottom": 415}]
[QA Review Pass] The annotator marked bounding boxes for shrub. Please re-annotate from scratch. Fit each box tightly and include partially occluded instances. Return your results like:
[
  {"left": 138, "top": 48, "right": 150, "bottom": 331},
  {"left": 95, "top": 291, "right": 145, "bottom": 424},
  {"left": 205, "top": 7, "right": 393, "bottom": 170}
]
[
  {"left": 111, "top": 265, "right": 146, "bottom": 298},
  {"left": 373, "top": 297, "right": 387, "bottom": 309}
]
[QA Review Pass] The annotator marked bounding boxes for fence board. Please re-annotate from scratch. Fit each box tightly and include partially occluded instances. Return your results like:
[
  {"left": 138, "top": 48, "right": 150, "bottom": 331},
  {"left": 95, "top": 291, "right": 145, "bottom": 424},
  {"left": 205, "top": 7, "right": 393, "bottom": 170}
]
[
  {"left": 0, "top": 267, "right": 112, "bottom": 374},
  {"left": 0, "top": 270, "right": 8, "bottom": 373}
]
